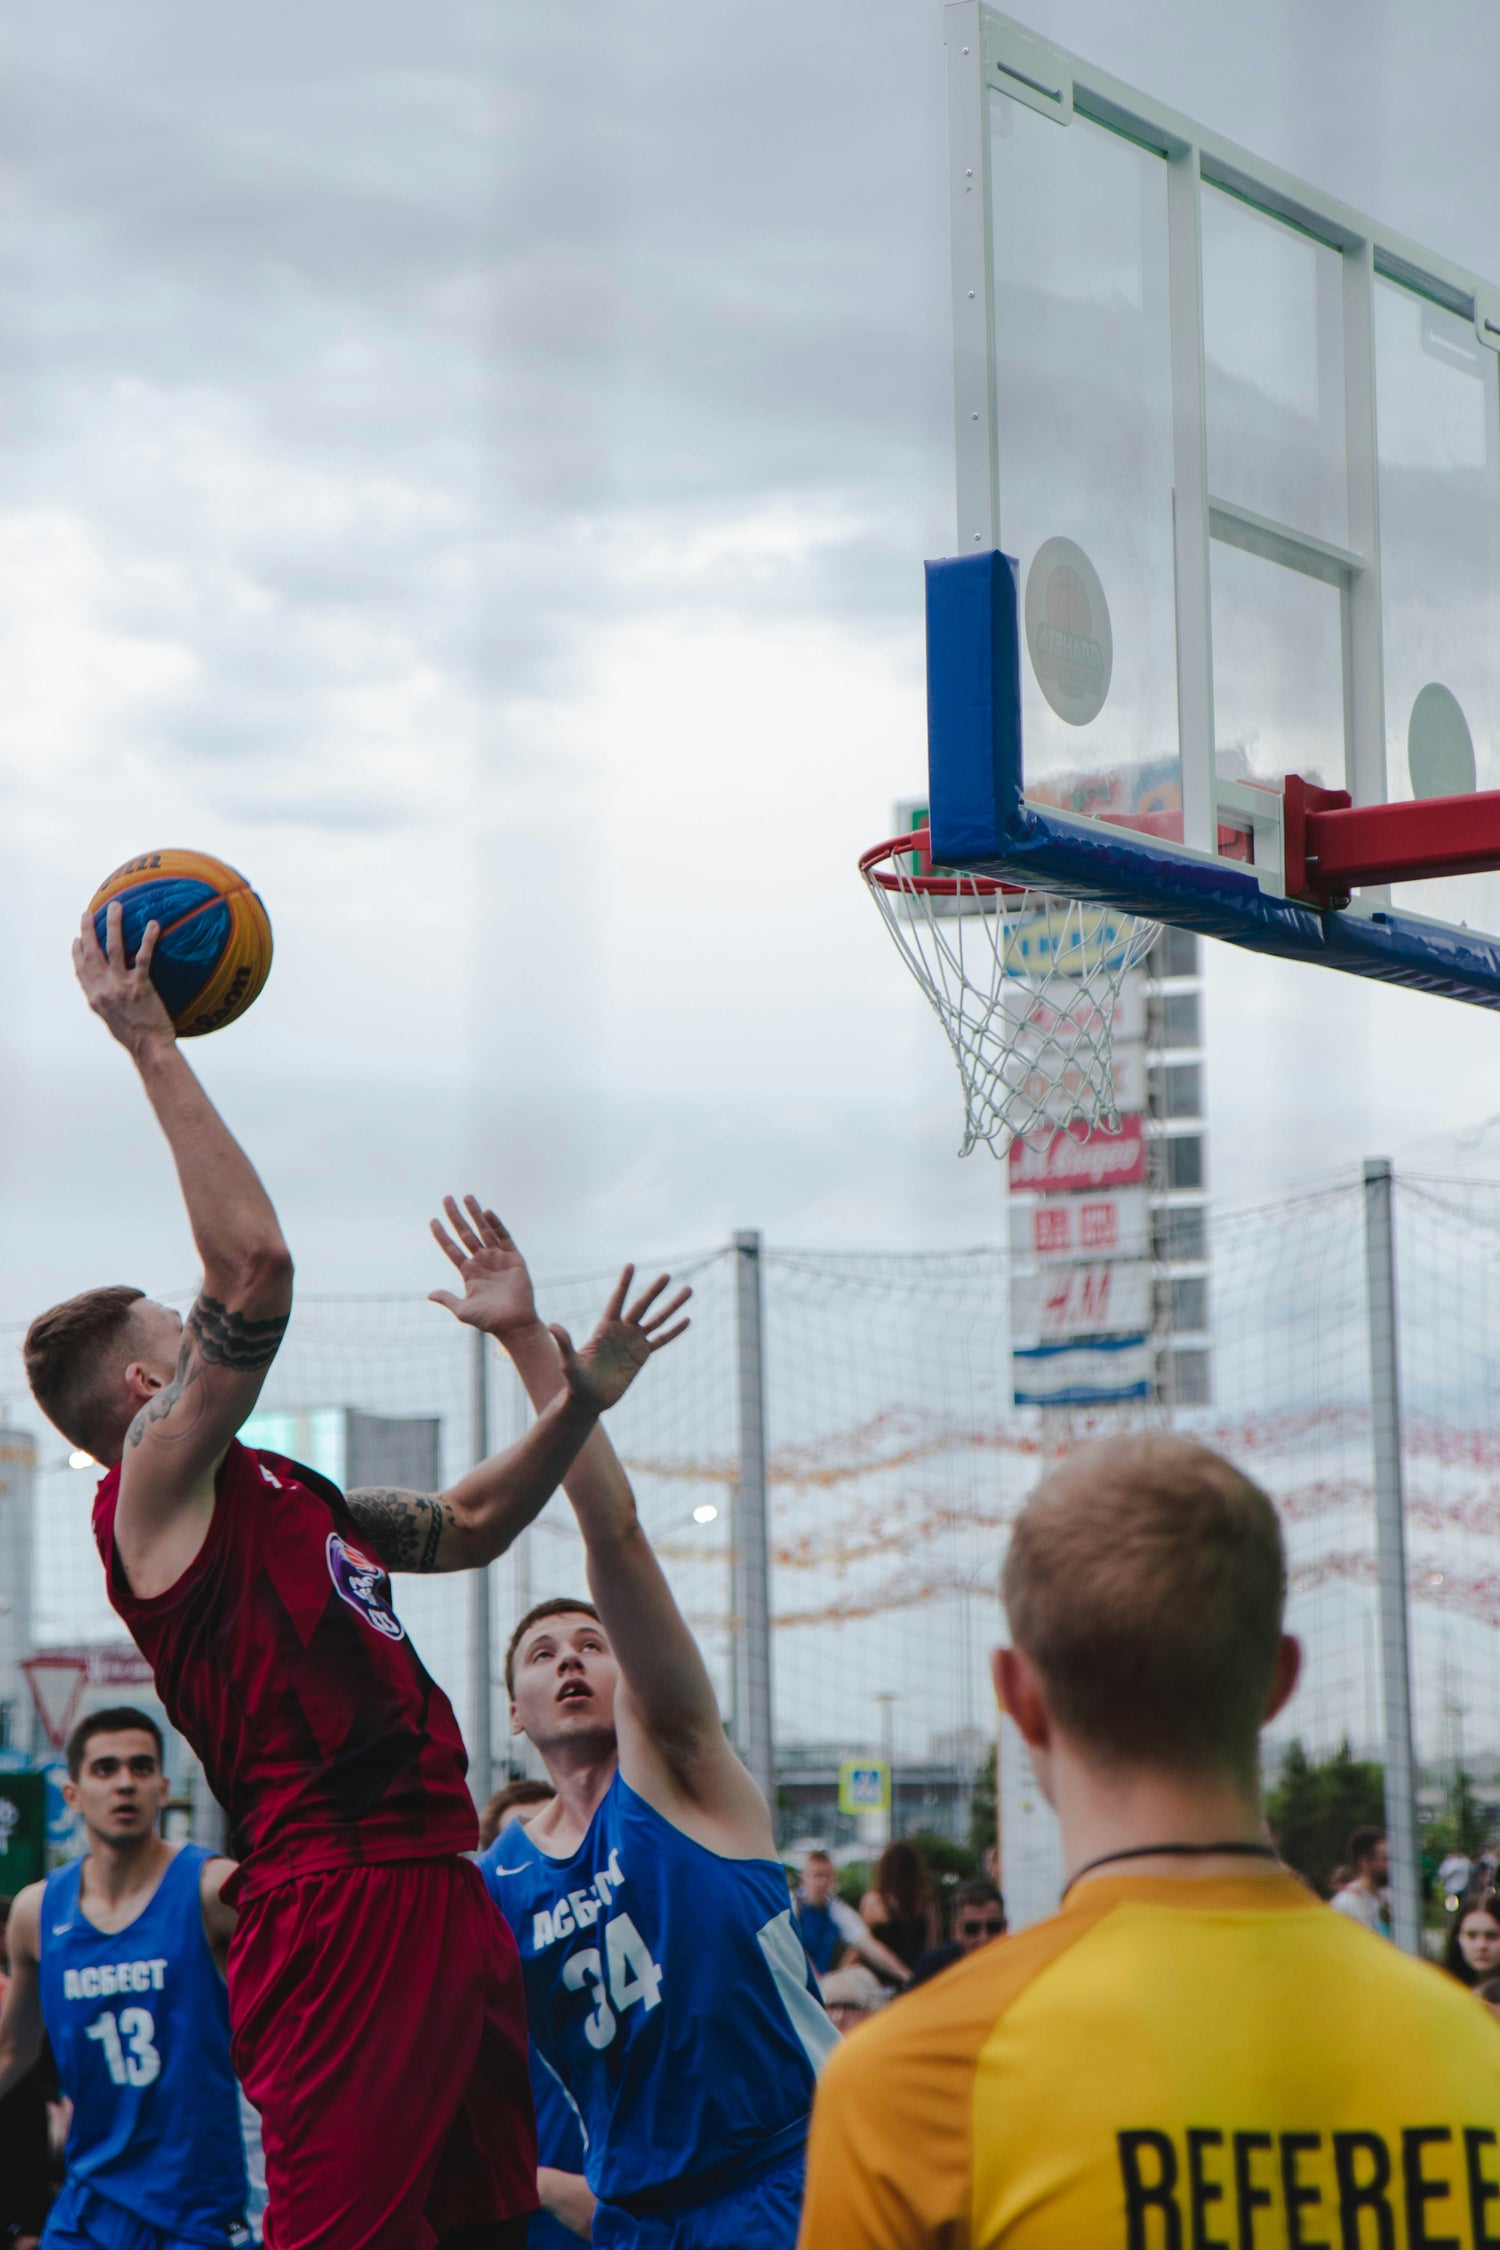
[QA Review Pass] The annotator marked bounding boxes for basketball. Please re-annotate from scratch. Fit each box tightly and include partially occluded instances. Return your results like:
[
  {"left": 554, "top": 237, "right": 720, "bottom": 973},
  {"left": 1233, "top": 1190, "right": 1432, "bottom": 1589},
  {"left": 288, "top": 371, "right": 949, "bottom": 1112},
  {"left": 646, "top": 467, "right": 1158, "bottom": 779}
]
[{"left": 87, "top": 848, "right": 274, "bottom": 1037}]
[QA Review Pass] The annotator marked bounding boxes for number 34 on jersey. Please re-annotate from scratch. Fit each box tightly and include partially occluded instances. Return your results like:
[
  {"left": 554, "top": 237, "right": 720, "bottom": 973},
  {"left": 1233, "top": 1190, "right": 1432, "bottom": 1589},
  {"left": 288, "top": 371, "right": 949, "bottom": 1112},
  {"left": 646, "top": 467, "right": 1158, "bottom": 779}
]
[{"left": 530, "top": 1853, "right": 664, "bottom": 2057}]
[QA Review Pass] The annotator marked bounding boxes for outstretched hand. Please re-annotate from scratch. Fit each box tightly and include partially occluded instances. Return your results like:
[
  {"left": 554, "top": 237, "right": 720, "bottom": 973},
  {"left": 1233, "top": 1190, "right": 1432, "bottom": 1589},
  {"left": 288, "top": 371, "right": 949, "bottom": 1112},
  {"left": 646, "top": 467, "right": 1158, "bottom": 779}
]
[
  {"left": 74, "top": 902, "right": 176, "bottom": 1055},
  {"left": 552, "top": 1267, "right": 692, "bottom": 1416},
  {"left": 428, "top": 1196, "right": 539, "bottom": 1337}
]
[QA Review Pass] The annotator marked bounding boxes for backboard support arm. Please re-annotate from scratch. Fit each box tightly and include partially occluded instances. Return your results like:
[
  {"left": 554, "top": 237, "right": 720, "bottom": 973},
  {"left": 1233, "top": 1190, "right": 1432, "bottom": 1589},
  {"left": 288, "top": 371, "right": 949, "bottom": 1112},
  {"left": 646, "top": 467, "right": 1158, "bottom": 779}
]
[{"left": 1283, "top": 774, "right": 1500, "bottom": 901}]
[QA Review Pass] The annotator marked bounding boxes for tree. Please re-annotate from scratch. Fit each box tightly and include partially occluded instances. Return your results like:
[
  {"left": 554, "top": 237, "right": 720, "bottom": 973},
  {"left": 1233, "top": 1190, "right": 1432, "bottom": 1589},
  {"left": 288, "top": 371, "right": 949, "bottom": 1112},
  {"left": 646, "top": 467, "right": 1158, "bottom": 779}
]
[
  {"left": 1266, "top": 1737, "right": 1384, "bottom": 1896},
  {"left": 1425, "top": 1766, "right": 1488, "bottom": 1869},
  {"left": 969, "top": 1749, "right": 998, "bottom": 1861}
]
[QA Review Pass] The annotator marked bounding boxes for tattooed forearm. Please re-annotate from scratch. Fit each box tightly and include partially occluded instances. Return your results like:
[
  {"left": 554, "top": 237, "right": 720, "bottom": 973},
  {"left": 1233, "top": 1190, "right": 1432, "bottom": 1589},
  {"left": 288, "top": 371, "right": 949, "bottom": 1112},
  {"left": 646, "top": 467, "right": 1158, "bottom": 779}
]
[
  {"left": 345, "top": 1489, "right": 454, "bottom": 1572},
  {"left": 187, "top": 1294, "right": 289, "bottom": 1373}
]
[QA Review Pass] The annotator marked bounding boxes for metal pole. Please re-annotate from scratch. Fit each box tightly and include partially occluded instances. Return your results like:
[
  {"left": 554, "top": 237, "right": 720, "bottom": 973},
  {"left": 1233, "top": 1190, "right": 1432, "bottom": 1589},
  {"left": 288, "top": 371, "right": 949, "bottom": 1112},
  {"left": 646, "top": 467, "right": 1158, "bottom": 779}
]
[
  {"left": 876, "top": 1692, "right": 897, "bottom": 1848},
  {"left": 504, "top": 1356, "right": 546, "bottom": 1782},
  {"left": 733, "top": 1231, "right": 775, "bottom": 1817},
  {"left": 0, "top": 1433, "right": 35, "bottom": 1753},
  {"left": 1363, "top": 1158, "right": 1419, "bottom": 1954},
  {"left": 470, "top": 1325, "right": 494, "bottom": 1809}
]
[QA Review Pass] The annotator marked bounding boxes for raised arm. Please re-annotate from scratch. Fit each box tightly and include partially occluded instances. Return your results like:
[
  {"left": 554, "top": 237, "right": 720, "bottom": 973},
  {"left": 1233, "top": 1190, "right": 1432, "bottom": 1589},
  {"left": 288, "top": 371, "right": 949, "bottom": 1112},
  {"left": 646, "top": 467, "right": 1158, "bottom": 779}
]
[
  {"left": 430, "top": 1200, "right": 772, "bottom": 1854},
  {"left": 345, "top": 1297, "right": 654, "bottom": 1573},
  {"left": 0, "top": 1885, "right": 46, "bottom": 2104},
  {"left": 76, "top": 905, "right": 292, "bottom": 1583}
]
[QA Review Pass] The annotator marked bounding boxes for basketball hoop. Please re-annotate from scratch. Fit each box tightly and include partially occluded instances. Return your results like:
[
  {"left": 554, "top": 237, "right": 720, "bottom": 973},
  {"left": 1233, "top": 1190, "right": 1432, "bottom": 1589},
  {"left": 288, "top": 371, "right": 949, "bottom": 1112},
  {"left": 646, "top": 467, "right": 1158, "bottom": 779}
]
[{"left": 860, "top": 826, "right": 1158, "bottom": 1155}]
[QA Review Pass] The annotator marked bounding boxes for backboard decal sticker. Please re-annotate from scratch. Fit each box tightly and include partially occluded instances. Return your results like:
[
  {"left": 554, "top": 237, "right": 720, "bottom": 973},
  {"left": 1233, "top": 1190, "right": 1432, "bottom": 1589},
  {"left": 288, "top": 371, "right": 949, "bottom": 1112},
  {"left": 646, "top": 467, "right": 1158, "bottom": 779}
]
[
  {"left": 1408, "top": 684, "right": 1476, "bottom": 800},
  {"left": 1024, "top": 537, "right": 1112, "bottom": 725}
]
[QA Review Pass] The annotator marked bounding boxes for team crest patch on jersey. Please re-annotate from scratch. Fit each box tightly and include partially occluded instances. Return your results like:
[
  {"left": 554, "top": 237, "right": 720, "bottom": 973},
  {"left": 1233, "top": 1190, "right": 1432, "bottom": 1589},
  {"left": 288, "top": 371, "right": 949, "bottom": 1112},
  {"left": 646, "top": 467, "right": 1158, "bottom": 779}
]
[{"left": 325, "top": 1533, "right": 405, "bottom": 1641}]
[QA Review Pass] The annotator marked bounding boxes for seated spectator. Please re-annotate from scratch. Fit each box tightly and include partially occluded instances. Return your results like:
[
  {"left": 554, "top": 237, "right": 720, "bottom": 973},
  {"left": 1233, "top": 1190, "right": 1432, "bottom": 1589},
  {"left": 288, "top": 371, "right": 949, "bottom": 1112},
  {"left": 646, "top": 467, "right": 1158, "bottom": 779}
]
[
  {"left": 909, "top": 1878, "right": 1007, "bottom": 1986},
  {"left": 792, "top": 1851, "right": 911, "bottom": 1987},
  {"left": 478, "top": 1775, "right": 558, "bottom": 1853},
  {"left": 858, "top": 1840, "right": 942, "bottom": 1981},
  {"left": 1444, "top": 1891, "right": 1500, "bottom": 1988},
  {"left": 819, "top": 1966, "right": 888, "bottom": 2036},
  {"left": 1474, "top": 1976, "right": 1500, "bottom": 2024},
  {"left": 1328, "top": 1825, "right": 1390, "bottom": 1936}
]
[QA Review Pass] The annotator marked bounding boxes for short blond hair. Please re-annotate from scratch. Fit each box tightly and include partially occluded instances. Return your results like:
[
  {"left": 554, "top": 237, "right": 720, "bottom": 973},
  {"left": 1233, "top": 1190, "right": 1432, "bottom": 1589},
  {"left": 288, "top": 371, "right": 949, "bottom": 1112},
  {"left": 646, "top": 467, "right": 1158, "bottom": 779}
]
[
  {"left": 24, "top": 1286, "right": 147, "bottom": 1459},
  {"left": 1002, "top": 1434, "right": 1285, "bottom": 1776}
]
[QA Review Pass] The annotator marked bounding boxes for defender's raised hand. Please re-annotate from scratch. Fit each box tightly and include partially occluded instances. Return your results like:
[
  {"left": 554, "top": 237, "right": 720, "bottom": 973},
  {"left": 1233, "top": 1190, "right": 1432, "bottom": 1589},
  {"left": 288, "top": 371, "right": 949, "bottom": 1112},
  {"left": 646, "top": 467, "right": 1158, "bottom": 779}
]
[
  {"left": 74, "top": 902, "right": 175, "bottom": 1055},
  {"left": 428, "top": 1195, "right": 539, "bottom": 1338},
  {"left": 551, "top": 1267, "right": 692, "bottom": 1416}
]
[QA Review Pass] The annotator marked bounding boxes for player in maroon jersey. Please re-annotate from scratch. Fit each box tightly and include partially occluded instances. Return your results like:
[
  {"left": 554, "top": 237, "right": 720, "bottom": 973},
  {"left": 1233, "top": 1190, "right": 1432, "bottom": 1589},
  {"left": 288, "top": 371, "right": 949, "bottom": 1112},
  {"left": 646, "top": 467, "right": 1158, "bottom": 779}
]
[{"left": 21, "top": 905, "right": 690, "bottom": 2250}]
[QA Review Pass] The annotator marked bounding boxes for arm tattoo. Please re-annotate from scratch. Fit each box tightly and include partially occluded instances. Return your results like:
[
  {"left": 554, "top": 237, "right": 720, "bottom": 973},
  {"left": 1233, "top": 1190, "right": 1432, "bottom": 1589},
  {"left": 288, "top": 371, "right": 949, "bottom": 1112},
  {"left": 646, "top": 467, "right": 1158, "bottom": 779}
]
[
  {"left": 125, "top": 1292, "right": 289, "bottom": 1449},
  {"left": 186, "top": 1294, "right": 289, "bottom": 1373},
  {"left": 127, "top": 1336, "right": 197, "bottom": 1448},
  {"left": 344, "top": 1488, "right": 454, "bottom": 1572}
]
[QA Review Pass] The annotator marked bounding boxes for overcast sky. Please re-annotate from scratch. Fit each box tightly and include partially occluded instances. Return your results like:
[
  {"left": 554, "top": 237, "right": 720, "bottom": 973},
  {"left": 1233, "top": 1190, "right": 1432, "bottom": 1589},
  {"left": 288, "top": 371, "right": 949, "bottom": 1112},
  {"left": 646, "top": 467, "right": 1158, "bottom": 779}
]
[{"left": 2, "top": 0, "right": 1500, "bottom": 1362}]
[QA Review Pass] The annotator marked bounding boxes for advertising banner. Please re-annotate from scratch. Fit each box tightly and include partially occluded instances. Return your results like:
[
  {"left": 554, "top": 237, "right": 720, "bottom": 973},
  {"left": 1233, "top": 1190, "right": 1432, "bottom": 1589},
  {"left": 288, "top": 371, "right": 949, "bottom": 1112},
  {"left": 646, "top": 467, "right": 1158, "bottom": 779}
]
[
  {"left": 1009, "top": 1188, "right": 1150, "bottom": 1264},
  {"left": 0, "top": 1769, "right": 46, "bottom": 1889},
  {"left": 1110, "top": 1041, "right": 1145, "bottom": 1114},
  {"left": 1008, "top": 1115, "right": 1148, "bottom": 1195},
  {"left": 1011, "top": 1262, "right": 1152, "bottom": 1344},
  {"left": 1012, "top": 1333, "right": 1153, "bottom": 1407}
]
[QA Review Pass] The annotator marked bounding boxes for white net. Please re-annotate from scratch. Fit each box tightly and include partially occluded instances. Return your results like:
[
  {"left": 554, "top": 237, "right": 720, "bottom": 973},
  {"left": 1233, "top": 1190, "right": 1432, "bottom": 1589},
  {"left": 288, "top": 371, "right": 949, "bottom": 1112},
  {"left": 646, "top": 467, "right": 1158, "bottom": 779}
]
[
  {"left": 860, "top": 831, "right": 1158, "bottom": 1153},
  {"left": 9, "top": 1156, "right": 1500, "bottom": 1890}
]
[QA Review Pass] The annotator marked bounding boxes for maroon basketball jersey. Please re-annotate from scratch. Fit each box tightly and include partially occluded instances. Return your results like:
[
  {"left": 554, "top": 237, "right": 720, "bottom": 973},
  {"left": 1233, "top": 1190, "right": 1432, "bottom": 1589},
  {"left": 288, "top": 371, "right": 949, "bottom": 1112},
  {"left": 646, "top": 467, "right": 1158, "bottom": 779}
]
[{"left": 94, "top": 1441, "right": 478, "bottom": 1899}]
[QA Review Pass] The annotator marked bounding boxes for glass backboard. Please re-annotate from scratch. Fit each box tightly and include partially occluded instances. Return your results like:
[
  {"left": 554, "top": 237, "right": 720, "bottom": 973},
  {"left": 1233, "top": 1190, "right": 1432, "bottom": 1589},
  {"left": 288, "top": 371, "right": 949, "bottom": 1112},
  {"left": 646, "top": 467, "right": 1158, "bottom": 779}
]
[{"left": 927, "top": 3, "right": 1500, "bottom": 1006}]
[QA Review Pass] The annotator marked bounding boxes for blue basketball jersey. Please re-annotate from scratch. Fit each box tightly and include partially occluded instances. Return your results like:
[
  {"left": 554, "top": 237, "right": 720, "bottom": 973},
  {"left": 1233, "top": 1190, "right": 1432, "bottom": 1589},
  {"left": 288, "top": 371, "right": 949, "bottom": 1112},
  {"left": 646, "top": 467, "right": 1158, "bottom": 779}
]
[
  {"left": 480, "top": 1771, "right": 837, "bottom": 2206},
  {"left": 529, "top": 2045, "right": 589, "bottom": 2250},
  {"left": 39, "top": 1846, "right": 250, "bottom": 2249}
]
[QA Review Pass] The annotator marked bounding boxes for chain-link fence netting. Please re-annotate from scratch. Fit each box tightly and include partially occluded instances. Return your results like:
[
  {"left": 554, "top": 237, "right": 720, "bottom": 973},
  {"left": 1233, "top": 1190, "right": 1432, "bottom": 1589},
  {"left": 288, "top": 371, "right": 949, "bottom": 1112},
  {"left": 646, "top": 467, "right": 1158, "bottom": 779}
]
[{"left": 5, "top": 1169, "right": 1500, "bottom": 1847}]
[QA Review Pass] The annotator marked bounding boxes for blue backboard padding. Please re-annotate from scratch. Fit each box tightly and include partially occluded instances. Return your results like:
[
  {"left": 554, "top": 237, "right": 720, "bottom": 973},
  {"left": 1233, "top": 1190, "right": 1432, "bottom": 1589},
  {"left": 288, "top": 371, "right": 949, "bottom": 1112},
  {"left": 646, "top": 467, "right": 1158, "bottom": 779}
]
[
  {"left": 924, "top": 549, "right": 1500, "bottom": 1011},
  {"left": 925, "top": 551, "right": 1024, "bottom": 866}
]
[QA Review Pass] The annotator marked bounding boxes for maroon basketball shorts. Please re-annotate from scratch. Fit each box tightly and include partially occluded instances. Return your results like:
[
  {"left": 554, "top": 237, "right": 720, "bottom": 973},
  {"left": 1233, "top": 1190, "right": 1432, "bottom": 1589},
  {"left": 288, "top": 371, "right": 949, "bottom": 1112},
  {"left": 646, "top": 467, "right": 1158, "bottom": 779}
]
[{"left": 228, "top": 1855, "right": 537, "bottom": 2250}]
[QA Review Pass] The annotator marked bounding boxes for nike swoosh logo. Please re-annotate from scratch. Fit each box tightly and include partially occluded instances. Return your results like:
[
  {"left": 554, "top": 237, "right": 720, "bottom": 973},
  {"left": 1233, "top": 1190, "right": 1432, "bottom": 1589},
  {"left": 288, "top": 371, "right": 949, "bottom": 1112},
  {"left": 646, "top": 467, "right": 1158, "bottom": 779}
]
[{"left": 51, "top": 1923, "right": 74, "bottom": 1935}]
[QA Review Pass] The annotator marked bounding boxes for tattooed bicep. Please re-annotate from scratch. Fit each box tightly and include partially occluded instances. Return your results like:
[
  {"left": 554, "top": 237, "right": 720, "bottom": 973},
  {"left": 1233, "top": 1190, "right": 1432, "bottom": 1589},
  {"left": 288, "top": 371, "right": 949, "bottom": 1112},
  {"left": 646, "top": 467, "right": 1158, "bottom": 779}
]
[
  {"left": 344, "top": 1488, "right": 454, "bottom": 1572},
  {"left": 187, "top": 1294, "right": 289, "bottom": 1374}
]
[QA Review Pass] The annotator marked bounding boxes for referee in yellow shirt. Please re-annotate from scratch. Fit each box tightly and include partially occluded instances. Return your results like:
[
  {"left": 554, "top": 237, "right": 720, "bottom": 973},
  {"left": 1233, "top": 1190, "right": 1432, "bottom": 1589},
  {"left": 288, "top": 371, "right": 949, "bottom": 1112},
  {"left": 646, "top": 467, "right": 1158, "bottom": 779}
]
[{"left": 799, "top": 1434, "right": 1500, "bottom": 2248}]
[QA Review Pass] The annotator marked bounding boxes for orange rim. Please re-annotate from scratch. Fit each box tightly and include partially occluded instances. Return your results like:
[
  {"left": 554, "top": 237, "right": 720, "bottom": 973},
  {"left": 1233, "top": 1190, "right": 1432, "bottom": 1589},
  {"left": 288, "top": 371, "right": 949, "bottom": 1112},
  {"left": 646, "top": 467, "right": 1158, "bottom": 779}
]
[{"left": 859, "top": 827, "right": 1024, "bottom": 899}]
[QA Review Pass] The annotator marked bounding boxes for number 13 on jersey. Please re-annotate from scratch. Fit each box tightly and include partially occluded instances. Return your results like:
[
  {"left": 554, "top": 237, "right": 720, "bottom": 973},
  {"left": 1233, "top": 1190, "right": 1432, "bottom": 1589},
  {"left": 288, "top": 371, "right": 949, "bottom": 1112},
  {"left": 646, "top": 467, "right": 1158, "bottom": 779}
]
[{"left": 86, "top": 2006, "right": 162, "bottom": 2087}]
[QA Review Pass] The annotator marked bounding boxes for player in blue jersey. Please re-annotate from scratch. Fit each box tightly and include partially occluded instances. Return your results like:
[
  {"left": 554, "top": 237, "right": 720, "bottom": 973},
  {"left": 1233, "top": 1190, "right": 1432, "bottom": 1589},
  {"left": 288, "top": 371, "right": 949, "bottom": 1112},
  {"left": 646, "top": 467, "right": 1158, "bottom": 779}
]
[
  {"left": 481, "top": 1780, "right": 596, "bottom": 2249},
  {"left": 0, "top": 1707, "right": 251, "bottom": 2250},
  {"left": 428, "top": 1199, "right": 838, "bottom": 2250}
]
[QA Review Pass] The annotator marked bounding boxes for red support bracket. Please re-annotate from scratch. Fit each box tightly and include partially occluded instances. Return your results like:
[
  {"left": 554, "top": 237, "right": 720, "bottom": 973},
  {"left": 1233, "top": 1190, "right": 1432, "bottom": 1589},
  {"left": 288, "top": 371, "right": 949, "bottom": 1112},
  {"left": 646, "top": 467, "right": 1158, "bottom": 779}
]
[
  {"left": 1283, "top": 774, "right": 1354, "bottom": 907},
  {"left": 1283, "top": 773, "right": 1500, "bottom": 906}
]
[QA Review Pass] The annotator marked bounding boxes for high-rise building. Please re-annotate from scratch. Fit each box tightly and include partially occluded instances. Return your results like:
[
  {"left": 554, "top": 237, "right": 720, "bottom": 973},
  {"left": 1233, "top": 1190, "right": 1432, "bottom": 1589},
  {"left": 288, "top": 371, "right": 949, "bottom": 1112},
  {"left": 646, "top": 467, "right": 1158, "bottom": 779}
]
[{"left": 1007, "top": 925, "right": 1210, "bottom": 1412}]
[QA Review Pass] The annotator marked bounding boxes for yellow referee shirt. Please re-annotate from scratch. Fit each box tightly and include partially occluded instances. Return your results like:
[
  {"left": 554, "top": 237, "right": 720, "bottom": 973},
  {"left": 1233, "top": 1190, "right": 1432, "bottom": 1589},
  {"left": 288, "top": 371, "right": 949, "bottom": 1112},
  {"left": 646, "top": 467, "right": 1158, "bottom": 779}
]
[{"left": 798, "top": 1871, "right": 1500, "bottom": 2248}]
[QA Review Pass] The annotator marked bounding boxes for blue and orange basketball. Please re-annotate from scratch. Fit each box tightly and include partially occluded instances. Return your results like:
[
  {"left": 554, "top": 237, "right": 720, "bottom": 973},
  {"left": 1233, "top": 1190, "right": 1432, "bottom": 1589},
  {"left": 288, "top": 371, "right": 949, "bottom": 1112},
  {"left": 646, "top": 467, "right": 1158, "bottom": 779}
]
[{"left": 88, "top": 849, "right": 273, "bottom": 1037}]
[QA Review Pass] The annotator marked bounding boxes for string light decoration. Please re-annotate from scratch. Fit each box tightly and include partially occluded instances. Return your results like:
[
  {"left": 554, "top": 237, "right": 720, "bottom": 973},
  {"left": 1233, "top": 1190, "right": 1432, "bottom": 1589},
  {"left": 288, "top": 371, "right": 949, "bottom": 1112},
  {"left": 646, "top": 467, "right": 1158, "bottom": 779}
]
[{"left": 9, "top": 1170, "right": 1500, "bottom": 1803}]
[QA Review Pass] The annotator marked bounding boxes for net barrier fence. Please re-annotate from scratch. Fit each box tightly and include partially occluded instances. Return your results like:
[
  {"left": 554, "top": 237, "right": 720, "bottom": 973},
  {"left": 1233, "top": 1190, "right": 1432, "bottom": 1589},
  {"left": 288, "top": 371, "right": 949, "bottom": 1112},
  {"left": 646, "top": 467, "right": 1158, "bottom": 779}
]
[{"left": 5, "top": 1170, "right": 1500, "bottom": 1855}]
